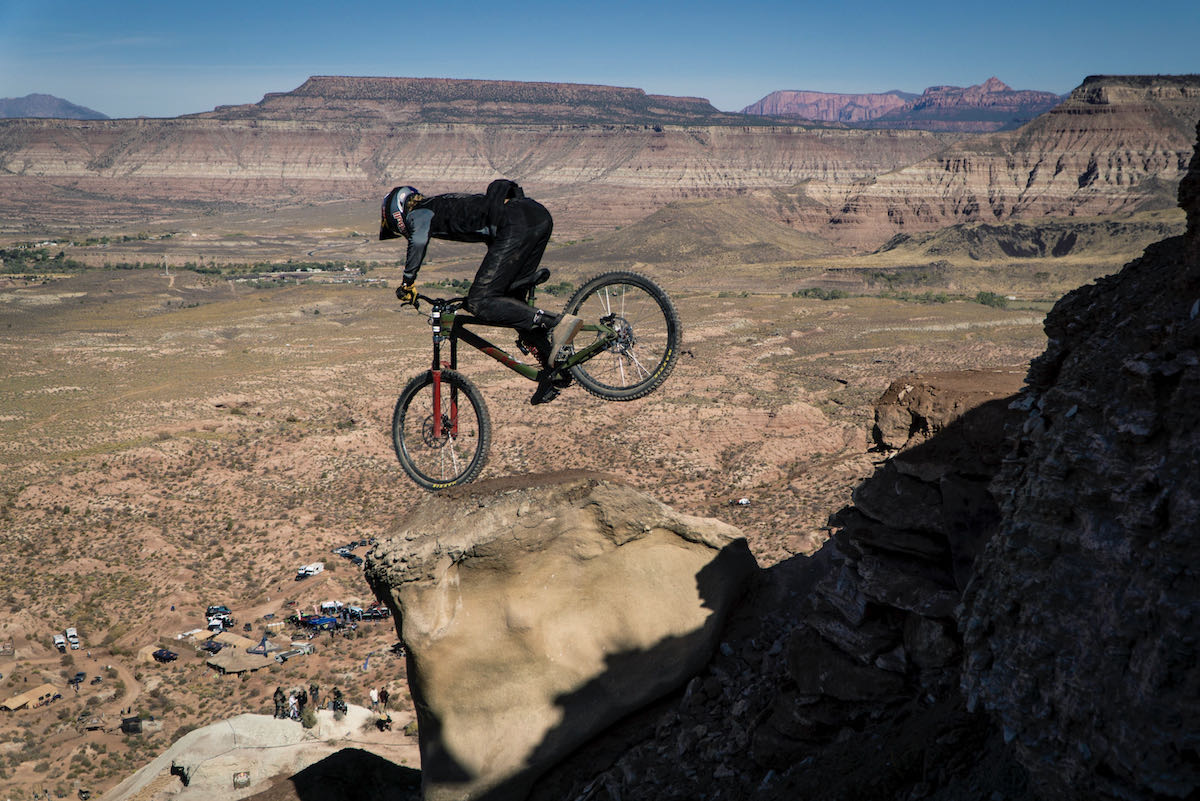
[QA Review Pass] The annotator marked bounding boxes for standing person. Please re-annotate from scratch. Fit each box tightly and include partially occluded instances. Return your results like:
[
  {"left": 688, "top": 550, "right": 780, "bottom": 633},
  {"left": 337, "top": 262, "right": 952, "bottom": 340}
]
[
  {"left": 379, "top": 687, "right": 389, "bottom": 712},
  {"left": 380, "top": 179, "right": 582, "bottom": 405},
  {"left": 273, "top": 687, "right": 286, "bottom": 719},
  {"left": 369, "top": 687, "right": 379, "bottom": 710},
  {"left": 309, "top": 682, "right": 320, "bottom": 710}
]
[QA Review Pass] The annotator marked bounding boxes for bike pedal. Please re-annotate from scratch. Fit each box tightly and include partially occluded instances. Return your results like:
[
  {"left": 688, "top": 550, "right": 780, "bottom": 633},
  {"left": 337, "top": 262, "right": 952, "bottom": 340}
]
[{"left": 515, "top": 339, "right": 531, "bottom": 356}]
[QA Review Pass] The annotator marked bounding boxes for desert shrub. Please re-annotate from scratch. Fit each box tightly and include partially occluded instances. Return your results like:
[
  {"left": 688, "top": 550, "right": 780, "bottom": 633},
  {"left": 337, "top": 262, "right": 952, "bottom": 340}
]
[
  {"left": 793, "top": 287, "right": 848, "bottom": 300},
  {"left": 301, "top": 706, "right": 318, "bottom": 728},
  {"left": 540, "top": 281, "right": 575, "bottom": 296},
  {"left": 974, "top": 291, "right": 1009, "bottom": 308}
]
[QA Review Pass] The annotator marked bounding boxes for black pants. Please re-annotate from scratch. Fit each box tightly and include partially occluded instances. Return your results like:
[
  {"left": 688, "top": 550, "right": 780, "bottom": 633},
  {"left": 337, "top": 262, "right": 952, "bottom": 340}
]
[{"left": 467, "top": 197, "right": 552, "bottom": 333}]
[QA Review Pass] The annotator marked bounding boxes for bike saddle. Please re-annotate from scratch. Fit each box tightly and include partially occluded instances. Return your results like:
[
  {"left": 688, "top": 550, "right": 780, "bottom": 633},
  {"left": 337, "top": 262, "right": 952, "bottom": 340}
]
[{"left": 508, "top": 268, "right": 550, "bottom": 292}]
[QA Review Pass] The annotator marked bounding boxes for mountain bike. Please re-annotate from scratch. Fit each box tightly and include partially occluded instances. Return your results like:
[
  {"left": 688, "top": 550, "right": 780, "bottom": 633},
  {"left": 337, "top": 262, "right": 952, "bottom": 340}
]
[{"left": 392, "top": 270, "right": 680, "bottom": 490}]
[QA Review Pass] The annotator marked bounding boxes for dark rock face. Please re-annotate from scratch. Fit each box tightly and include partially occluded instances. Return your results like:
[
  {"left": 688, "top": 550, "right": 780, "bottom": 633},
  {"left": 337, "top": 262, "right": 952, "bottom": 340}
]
[
  {"left": 529, "top": 371, "right": 1031, "bottom": 801},
  {"left": 960, "top": 122, "right": 1200, "bottom": 800}
]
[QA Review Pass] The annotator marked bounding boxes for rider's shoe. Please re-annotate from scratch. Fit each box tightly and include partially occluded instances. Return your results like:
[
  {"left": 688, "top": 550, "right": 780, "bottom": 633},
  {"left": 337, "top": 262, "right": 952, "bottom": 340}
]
[
  {"left": 530, "top": 379, "right": 561, "bottom": 405},
  {"left": 547, "top": 313, "right": 582, "bottom": 366},
  {"left": 530, "top": 371, "right": 572, "bottom": 405}
]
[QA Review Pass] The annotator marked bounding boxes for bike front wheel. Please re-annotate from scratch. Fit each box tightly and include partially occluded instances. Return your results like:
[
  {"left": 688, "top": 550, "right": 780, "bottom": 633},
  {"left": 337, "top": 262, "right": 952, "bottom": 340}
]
[
  {"left": 392, "top": 369, "right": 491, "bottom": 490},
  {"left": 563, "top": 271, "right": 681, "bottom": 401}
]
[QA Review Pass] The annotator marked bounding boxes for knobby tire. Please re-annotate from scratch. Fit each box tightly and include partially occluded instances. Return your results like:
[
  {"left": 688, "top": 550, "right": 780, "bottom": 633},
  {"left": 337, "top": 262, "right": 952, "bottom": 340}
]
[
  {"left": 392, "top": 369, "right": 491, "bottom": 490},
  {"left": 563, "top": 271, "right": 681, "bottom": 401}
]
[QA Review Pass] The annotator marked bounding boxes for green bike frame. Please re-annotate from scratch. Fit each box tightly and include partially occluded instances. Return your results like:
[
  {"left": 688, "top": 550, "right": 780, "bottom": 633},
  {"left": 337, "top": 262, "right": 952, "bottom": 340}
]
[{"left": 438, "top": 310, "right": 617, "bottom": 379}]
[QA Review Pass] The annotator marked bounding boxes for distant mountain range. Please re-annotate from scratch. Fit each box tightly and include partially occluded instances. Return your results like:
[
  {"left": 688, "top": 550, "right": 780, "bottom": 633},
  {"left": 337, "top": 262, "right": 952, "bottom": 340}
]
[
  {"left": 0, "top": 93, "right": 108, "bottom": 120},
  {"left": 742, "top": 77, "right": 1065, "bottom": 132},
  {"left": 3, "top": 74, "right": 1196, "bottom": 252}
]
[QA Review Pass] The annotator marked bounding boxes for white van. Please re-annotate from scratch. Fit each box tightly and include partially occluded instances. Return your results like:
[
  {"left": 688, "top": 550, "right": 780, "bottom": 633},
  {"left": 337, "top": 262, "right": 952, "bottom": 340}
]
[{"left": 295, "top": 562, "right": 324, "bottom": 579}]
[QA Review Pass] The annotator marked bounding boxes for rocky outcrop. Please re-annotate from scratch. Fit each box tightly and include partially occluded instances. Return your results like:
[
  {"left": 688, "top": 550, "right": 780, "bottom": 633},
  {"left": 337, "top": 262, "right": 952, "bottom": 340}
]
[
  {"left": 872, "top": 368, "right": 1029, "bottom": 451},
  {"left": 744, "top": 78, "right": 1063, "bottom": 133},
  {"left": 101, "top": 708, "right": 416, "bottom": 801},
  {"left": 364, "top": 474, "right": 757, "bottom": 801},
  {"left": 959, "top": 122, "right": 1200, "bottom": 801}
]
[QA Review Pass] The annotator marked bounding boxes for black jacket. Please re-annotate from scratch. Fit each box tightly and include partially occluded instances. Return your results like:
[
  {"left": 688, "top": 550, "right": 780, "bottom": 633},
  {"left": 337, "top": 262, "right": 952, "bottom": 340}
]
[{"left": 403, "top": 179, "right": 524, "bottom": 282}]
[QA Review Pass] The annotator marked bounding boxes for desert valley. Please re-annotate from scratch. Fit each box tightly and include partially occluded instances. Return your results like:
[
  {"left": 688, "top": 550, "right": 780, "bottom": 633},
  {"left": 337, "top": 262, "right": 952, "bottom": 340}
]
[{"left": 0, "top": 73, "right": 1198, "bottom": 801}]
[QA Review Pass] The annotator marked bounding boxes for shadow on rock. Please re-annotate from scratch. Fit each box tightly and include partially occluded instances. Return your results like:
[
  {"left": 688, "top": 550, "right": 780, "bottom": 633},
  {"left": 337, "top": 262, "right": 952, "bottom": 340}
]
[{"left": 244, "top": 748, "right": 421, "bottom": 801}]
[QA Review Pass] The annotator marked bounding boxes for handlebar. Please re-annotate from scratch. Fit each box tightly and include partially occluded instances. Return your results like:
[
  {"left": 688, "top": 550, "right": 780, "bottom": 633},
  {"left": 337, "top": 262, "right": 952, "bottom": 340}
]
[{"left": 396, "top": 285, "right": 469, "bottom": 313}]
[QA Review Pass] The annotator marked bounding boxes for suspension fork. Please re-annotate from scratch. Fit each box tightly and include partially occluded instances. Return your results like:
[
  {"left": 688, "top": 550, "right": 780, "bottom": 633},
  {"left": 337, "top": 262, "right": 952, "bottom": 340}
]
[{"left": 429, "top": 307, "right": 459, "bottom": 439}]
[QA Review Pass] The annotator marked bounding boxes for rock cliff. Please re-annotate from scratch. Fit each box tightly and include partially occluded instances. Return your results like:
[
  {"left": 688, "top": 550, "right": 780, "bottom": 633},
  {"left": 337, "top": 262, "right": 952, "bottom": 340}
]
[{"left": 958, "top": 122, "right": 1200, "bottom": 800}]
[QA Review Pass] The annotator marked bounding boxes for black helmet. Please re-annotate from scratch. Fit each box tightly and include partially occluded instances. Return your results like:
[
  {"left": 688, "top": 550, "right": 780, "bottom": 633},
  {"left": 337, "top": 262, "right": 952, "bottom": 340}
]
[{"left": 379, "top": 185, "right": 422, "bottom": 240}]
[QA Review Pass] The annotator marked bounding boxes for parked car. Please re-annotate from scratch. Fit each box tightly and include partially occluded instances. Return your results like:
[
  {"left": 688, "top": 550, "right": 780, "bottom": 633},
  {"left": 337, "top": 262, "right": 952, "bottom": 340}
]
[
  {"left": 69, "top": 671, "right": 87, "bottom": 685},
  {"left": 350, "top": 555, "right": 364, "bottom": 566},
  {"left": 199, "top": 640, "right": 224, "bottom": 654},
  {"left": 152, "top": 649, "right": 178, "bottom": 663}
]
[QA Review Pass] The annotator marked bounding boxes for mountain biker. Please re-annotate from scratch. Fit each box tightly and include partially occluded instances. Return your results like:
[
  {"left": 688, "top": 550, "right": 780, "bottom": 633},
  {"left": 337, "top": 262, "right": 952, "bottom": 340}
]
[{"left": 380, "top": 178, "right": 582, "bottom": 404}]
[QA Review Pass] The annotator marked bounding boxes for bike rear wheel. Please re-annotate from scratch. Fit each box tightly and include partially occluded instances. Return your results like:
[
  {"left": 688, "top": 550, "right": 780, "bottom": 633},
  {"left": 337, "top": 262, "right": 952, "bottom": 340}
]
[
  {"left": 563, "top": 271, "right": 681, "bottom": 401},
  {"left": 392, "top": 369, "right": 491, "bottom": 490}
]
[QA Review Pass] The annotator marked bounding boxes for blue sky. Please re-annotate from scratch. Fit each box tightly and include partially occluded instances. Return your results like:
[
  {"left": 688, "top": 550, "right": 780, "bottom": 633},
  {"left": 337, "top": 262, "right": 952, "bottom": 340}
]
[{"left": 2, "top": 0, "right": 1197, "bottom": 119}]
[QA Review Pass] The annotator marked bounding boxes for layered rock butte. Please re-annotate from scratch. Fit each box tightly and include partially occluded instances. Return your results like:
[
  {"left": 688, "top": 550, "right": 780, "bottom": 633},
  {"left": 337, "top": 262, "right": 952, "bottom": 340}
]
[
  {"left": 1, "top": 74, "right": 1196, "bottom": 250},
  {"left": 741, "top": 77, "right": 1064, "bottom": 132}
]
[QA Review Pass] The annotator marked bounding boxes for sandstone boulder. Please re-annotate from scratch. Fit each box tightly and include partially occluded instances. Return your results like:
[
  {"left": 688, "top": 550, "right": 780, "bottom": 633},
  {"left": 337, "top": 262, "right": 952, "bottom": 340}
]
[
  {"left": 364, "top": 473, "right": 757, "bottom": 801},
  {"left": 872, "top": 368, "right": 1027, "bottom": 454}
]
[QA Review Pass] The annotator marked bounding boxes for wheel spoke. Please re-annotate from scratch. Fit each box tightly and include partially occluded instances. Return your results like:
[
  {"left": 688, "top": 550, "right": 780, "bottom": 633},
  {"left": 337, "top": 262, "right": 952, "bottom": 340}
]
[{"left": 565, "top": 272, "right": 680, "bottom": 402}]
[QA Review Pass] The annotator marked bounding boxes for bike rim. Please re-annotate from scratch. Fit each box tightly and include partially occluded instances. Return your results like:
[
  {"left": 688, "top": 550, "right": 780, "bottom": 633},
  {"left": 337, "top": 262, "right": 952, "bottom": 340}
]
[
  {"left": 570, "top": 280, "right": 674, "bottom": 391},
  {"left": 401, "top": 381, "right": 483, "bottom": 486}
]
